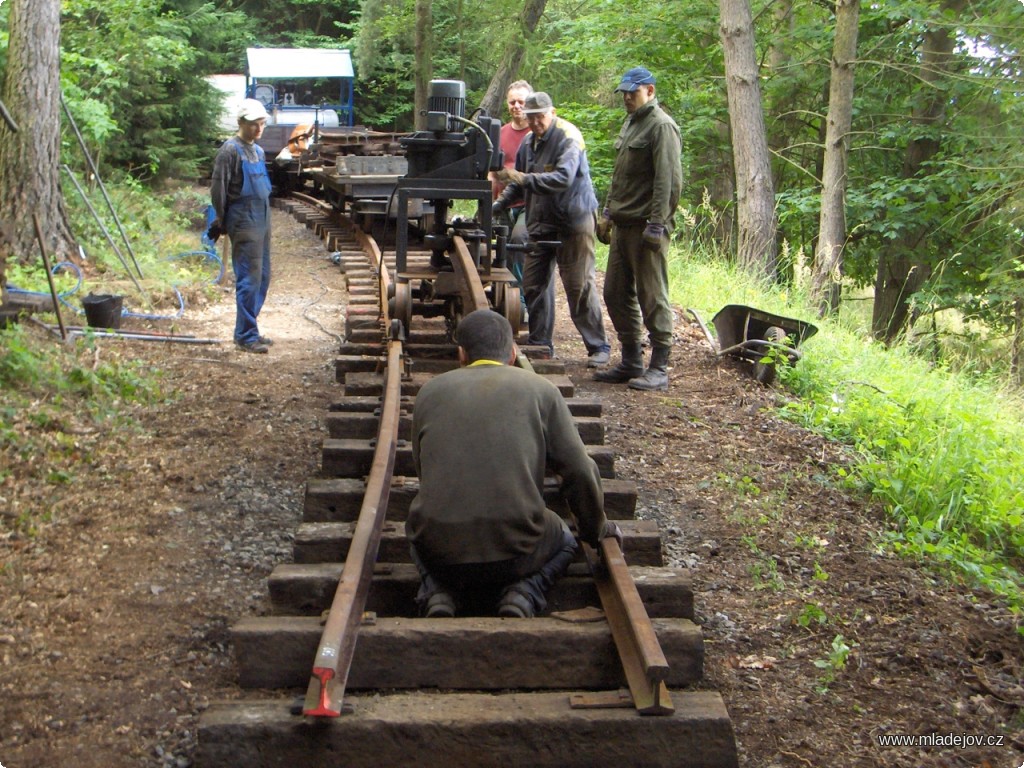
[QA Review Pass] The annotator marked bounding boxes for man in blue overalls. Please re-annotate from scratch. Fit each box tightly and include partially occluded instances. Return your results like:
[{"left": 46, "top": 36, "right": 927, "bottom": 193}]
[{"left": 210, "top": 98, "right": 274, "bottom": 353}]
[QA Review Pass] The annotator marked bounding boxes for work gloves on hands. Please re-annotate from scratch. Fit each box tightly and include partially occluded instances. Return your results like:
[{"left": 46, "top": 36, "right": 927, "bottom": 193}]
[
  {"left": 642, "top": 221, "right": 666, "bottom": 248},
  {"left": 206, "top": 221, "right": 223, "bottom": 245},
  {"left": 601, "top": 520, "right": 624, "bottom": 551},
  {"left": 495, "top": 168, "right": 525, "bottom": 186},
  {"left": 595, "top": 208, "right": 612, "bottom": 245}
]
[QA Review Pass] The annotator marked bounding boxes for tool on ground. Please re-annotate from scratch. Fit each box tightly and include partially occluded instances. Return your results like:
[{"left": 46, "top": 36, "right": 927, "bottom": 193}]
[{"left": 689, "top": 304, "right": 818, "bottom": 386}]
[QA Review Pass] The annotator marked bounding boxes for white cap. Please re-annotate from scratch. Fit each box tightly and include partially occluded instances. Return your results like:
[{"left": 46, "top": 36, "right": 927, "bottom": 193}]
[{"left": 237, "top": 98, "right": 269, "bottom": 122}]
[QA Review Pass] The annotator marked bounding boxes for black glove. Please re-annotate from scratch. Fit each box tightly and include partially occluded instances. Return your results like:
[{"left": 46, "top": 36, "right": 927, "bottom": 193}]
[
  {"left": 206, "top": 221, "right": 223, "bottom": 244},
  {"left": 492, "top": 201, "right": 505, "bottom": 218}
]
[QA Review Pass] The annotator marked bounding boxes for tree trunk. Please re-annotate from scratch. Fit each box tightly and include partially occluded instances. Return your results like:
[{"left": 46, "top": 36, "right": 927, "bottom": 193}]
[
  {"left": 870, "top": 0, "right": 965, "bottom": 343},
  {"left": 719, "top": 0, "right": 778, "bottom": 278},
  {"left": 810, "top": 0, "right": 860, "bottom": 317},
  {"left": 478, "top": 0, "right": 548, "bottom": 118},
  {"left": 0, "top": 0, "right": 77, "bottom": 284},
  {"left": 456, "top": 0, "right": 466, "bottom": 82},
  {"left": 767, "top": 0, "right": 793, "bottom": 71},
  {"left": 413, "top": 0, "right": 433, "bottom": 131}
]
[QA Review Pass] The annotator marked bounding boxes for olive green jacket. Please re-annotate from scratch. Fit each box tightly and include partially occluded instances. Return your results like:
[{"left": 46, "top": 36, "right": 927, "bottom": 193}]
[
  {"left": 407, "top": 364, "right": 606, "bottom": 564},
  {"left": 606, "top": 99, "right": 682, "bottom": 230}
]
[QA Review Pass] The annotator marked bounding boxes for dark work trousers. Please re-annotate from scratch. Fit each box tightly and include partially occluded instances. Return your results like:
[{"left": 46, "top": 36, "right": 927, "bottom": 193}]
[
  {"left": 411, "top": 511, "right": 578, "bottom": 615},
  {"left": 603, "top": 223, "right": 674, "bottom": 349},
  {"left": 506, "top": 209, "right": 545, "bottom": 316},
  {"left": 522, "top": 217, "right": 609, "bottom": 356}
]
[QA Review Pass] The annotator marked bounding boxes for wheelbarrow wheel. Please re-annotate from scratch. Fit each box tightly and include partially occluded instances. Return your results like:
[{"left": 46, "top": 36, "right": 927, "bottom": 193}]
[{"left": 754, "top": 326, "right": 788, "bottom": 386}]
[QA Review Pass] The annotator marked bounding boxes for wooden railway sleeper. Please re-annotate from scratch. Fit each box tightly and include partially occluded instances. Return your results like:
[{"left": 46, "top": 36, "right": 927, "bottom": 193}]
[{"left": 311, "top": 215, "right": 675, "bottom": 718}]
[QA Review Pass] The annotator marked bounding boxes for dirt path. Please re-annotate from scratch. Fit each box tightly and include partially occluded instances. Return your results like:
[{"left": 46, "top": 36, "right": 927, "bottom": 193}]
[{"left": 1, "top": 207, "right": 1020, "bottom": 767}]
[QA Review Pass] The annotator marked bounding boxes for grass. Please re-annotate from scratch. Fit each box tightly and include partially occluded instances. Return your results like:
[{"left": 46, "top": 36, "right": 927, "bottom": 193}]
[
  {"left": 0, "top": 322, "right": 169, "bottom": 534},
  {"left": 5, "top": 179, "right": 221, "bottom": 316},
  {"left": 627, "top": 242, "right": 1024, "bottom": 623}
]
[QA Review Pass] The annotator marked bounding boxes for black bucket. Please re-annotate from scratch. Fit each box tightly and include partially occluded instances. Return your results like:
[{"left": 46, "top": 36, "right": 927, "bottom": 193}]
[{"left": 82, "top": 293, "right": 123, "bottom": 329}]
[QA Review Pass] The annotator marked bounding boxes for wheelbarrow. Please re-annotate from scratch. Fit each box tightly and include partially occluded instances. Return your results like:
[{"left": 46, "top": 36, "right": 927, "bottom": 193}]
[{"left": 688, "top": 304, "right": 818, "bottom": 385}]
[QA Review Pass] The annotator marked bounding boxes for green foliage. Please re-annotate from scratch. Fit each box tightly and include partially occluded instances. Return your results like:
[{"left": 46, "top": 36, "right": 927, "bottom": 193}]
[
  {"left": 0, "top": 324, "right": 163, "bottom": 407},
  {"left": 10, "top": 180, "right": 223, "bottom": 314},
  {"left": 553, "top": 102, "right": 622, "bottom": 200},
  {"left": 796, "top": 603, "right": 829, "bottom": 628},
  {"left": 0, "top": 2, "right": 9, "bottom": 73},
  {"left": 813, "top": 562, "right": 830, "bottom": 583},
  {"left": 748, "top": 554, "right": 785, "bottom": 592},
  {"left": 814, "top": 634, "right": 855, "bottom": 692},
  {"left": 668, "top": 241, "right": 1023, "bottom": 622},
  {"left": 539, "top": 0, "right": 726, "bottom": 206},
  {"left": 0, "top": 181, "right": 198, "bottom": 537},
  {"left": 770, "top": 1, "right": 1024, "bottom": 338},
  {"left": 58, "top": 0, "right": 252, "bottom": 181},
  {"left": 778, "top": 326, "right": 1024, "bottom": 612}
]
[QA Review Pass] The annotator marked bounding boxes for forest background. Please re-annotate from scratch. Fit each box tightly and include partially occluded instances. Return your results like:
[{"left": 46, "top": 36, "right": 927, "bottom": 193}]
[
  {"left": 0, "top": 0, "right": 1022, "bottom": 620},
  {"left": 2, "top": 0, "right": 1023, "bottom": 355}
]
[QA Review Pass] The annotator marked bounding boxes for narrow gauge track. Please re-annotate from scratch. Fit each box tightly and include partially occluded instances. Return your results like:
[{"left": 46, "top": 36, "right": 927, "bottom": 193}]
[{"left": 197, "top": 196, "right": 738, "bottom": 767}]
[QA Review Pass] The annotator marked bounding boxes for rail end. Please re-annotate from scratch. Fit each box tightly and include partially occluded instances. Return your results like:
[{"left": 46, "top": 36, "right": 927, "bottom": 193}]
[{"left": 302, "top": 668, "right": 342, "bottom": 718}]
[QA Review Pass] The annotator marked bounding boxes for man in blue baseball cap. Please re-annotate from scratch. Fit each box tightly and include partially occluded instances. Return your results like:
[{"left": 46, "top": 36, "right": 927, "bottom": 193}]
[
  {"left": 594, "top": 67, "right": 682, "bottom": 391},
  {"left": 615, "top": 66, "right": 657, "bottom": 92}
]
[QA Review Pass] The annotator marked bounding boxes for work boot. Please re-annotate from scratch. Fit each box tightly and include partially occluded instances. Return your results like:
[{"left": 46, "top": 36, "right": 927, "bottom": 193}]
[
  {"left": 497, "top": 589, "right": 535, "bottom": 619},
  {"left": 236, "top": 339, "right": 270, "bottom": 354},
  {"left": 425, "top": 590, "right": 456, "bottom": 618},
  {"left": 628, "top": 346, "right": 671, "bottom": 391},
  {"left": 593, "top": 343, "right": 644, "bottom": 383}
]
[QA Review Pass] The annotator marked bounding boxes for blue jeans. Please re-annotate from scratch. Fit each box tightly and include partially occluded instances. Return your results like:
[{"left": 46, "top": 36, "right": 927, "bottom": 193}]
[
  {"left": 227, "top": 197, "right": 271, "bottom": 345},
  {"left": 411, "top": 514, "right": 578, "bottom": 616}
]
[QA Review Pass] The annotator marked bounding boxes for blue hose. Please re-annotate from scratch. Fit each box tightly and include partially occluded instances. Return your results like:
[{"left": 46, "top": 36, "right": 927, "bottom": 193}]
[
  {"left": 7, "top": 241, "right": 224, "bottom": 323},
  {"left": 6, "top": 261, "right": 88, "bottom": 318}
]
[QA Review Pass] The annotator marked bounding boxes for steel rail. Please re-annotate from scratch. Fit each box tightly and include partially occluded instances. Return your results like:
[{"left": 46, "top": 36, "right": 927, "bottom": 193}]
[
  {"left": 449, "top": 235, "right": 490, "bottom": 313},
  {"left": 288, "top": 197, "right": 673, "bottom": 718},
  {"left": 289, "top": 191, "right": 392, "bottom": 329},
  {"left": 290, "top": 191, "right": 335, "bottom": 215},
  {"left": 583, "top": 538, "right": 675, "bottom": 716},
  {"left": 352, "top": 225, "right": 391, "bottom": 327},
  {"left": 450, "top": 228, "right": 673, "bottom": 711},
  {"left": 303, "top": 335, "right": 404, "bottom": 717}
]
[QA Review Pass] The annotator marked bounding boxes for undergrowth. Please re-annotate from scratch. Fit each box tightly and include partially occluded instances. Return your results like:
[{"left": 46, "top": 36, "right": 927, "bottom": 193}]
[
  {"left": 5, "top": 180, "right": 221, "bottom": 319},
  {"left": 2, "top": 180, "right": 210, "bottom": 539},
  {"left": 651, "top": 244, "right": 1024, "bottom": 625},
  {"left": 3, "top": 283, "right": 176, "bottom": 539}
]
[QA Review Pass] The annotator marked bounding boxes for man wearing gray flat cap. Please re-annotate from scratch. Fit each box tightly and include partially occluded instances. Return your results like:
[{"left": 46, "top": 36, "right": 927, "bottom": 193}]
[
  {"left": 594, "top": 67, "right": 682, "bottom": 391},
  {"left": 493, "top": 91, "right": 610, "bottom": 366}
]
